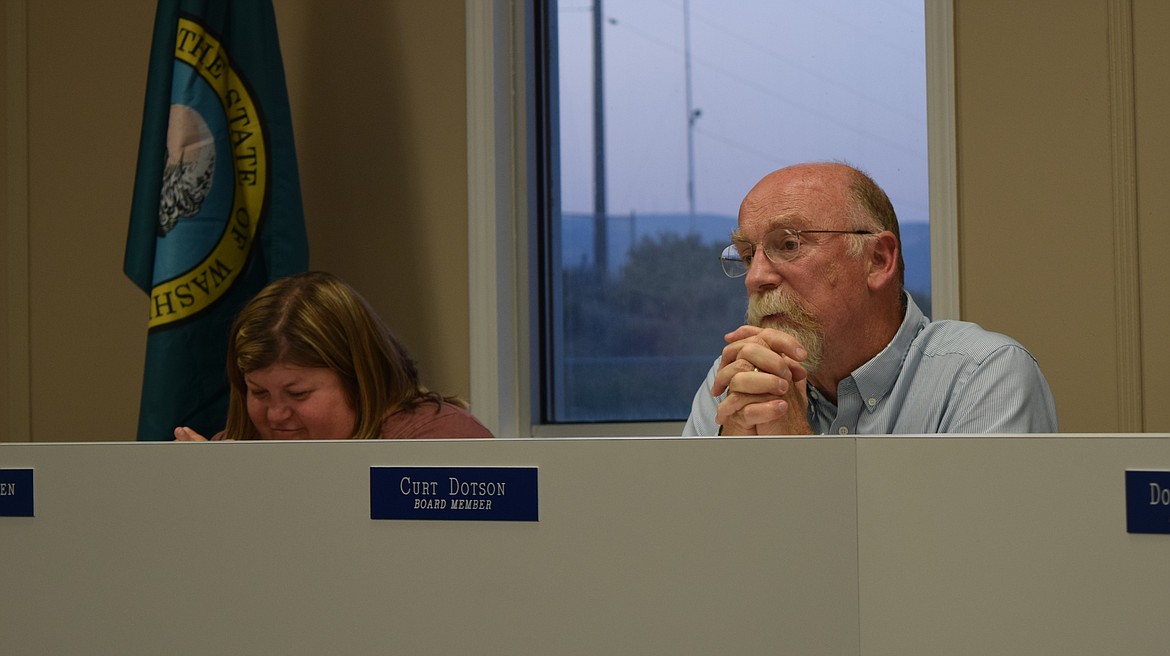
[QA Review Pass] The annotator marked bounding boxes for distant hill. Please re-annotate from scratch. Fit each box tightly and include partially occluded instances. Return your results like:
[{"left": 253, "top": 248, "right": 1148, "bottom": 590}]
[{"left": 561, "top": 212, "right": 932, "bottom": 316}]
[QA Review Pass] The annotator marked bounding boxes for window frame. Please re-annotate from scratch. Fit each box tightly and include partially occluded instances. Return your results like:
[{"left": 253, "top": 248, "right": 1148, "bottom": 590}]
[{"left": 465, "top": 0, "right": 958, "bottom": 438}]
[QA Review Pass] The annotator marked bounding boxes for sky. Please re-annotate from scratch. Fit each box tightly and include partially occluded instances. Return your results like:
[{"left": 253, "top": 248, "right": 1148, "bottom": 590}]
[{"left": 556, "top": 0, "right": 928, "bottom": 224}]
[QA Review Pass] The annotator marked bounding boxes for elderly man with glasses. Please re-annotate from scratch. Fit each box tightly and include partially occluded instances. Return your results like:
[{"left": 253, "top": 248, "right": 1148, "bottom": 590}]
[{"left": 683, "top": 162, "right": 1057, "bottom": 437}]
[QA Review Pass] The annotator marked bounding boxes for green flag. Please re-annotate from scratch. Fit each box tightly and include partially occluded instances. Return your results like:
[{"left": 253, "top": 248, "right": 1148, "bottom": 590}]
[{"left": 125, "top": 0, "right": 309, "bottom": 441}]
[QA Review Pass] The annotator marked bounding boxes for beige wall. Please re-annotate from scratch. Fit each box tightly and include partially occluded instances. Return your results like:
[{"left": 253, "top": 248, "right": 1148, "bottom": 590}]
[
  {"left": 2, "top": 1, "right": 1168, "bottom": 440},
  {"left": 1, "top": 3, "right": 10, "bottom": 440},
  {"left": 279, "top": 1, "right": 471, "bottom": 415},
  {"left": 955, "top": 0, "right": 1169, "bottom": 432},
  {"left": 2, "top": 1, "right": 470, "bottom": 441},
  {"left": 1134, "top": 1, "right": 1170, "bottom": 430}
]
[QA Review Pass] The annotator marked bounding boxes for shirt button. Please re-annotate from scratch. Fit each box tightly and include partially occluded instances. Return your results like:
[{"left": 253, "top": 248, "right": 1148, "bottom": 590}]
[
  {"left": 838, "top": 426, "right": 849, "bottom": 435},
  {"left": 867, "top": 397, "right": 877, "bottom": 408}
]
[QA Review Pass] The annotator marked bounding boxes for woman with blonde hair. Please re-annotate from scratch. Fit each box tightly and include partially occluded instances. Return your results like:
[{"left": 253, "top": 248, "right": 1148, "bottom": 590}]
[{"left": 174, "top": 271, "right": 492, "bottom": 440}]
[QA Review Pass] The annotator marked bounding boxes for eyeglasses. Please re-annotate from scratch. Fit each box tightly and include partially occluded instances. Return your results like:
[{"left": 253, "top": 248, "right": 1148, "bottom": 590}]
[{"left": 719, "top": 228, "right": 874, "bottom": 278}]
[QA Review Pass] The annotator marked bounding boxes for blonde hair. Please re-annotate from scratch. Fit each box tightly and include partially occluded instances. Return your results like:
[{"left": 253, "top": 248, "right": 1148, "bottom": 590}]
[{"left": 223, "top": 271, "right": 459, "bottom": 439}]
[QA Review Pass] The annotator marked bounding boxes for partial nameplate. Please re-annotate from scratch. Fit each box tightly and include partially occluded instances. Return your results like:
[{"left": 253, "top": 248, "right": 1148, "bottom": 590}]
[
  {"left": 371, "top": 466, "right": 538, "bottom": 521},
  {"left": 0, "top": 469, "right": 34, "bottom": 517},
  {"left": 1125, "top": 470, "right": 1170, "bottom": 534}
]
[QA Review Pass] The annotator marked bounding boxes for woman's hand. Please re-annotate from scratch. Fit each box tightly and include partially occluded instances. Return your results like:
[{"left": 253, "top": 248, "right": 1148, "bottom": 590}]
[{"left": 173, "top": 426, "right": 209, "bottom": 442}]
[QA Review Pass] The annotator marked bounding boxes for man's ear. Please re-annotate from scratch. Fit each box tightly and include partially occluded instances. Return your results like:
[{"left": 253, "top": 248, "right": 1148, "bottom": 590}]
[{"left": 866, "top": 231, "right": 900, "bottom": 290}]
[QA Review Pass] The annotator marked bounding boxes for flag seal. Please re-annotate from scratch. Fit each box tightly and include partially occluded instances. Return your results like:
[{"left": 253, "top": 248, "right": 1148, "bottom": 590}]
[{"left": 148, "top": 15, "right": 268, "bottom": 330}]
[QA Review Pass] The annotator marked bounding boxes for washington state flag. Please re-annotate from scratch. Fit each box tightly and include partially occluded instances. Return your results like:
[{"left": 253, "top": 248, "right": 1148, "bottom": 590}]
[{"left": 124, "top": 0, "right": 308, "bottom": 440}]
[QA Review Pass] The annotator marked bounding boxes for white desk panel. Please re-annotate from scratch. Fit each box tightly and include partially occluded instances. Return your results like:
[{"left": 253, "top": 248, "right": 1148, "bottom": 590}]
[
  {"left": 0, "top": 437, "right": 859, "bottom": 656},
  {"left": 857, "top": 435, "right": 1170, "bottom": 656}
]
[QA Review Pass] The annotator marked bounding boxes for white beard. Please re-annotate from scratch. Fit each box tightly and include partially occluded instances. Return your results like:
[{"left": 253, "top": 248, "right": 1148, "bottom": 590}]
[{"left": 746, "top": 288, "right": 825, "bottom": 373}]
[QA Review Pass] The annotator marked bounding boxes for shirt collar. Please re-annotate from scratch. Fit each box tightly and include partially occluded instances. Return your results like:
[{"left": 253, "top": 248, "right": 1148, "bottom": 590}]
[{"left": 846, "top": 292, "right": 928, "bottom": 412}]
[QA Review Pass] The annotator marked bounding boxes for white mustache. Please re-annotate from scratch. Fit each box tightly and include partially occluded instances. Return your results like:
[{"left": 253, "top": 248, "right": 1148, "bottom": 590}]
[{"left": 747, "top": 288, "right": 816, "bottom": 329}]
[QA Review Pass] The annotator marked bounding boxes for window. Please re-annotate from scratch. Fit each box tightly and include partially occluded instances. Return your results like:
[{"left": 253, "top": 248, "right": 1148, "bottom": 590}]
[{"left": 466, "top": 0, "right": 956, "bottom": 436}]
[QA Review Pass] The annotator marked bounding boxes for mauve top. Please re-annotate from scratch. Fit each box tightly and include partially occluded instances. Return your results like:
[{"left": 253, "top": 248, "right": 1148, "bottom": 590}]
[
  {"left": 208, "top": 400, "right": 494, "bottom": 440},
  {"left": 379, "top": 401, "right": 494, "bottom": 439}
]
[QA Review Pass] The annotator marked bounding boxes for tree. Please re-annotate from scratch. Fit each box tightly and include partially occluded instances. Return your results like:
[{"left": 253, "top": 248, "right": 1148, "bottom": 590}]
[{"left": 558, "top": 232, "right": 745, "bottom": 420}]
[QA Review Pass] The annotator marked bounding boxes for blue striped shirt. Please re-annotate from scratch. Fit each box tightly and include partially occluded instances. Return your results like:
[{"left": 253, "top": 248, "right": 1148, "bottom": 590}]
[{"left": 683, "top": 294, "right": 1058, "bottom": 436}]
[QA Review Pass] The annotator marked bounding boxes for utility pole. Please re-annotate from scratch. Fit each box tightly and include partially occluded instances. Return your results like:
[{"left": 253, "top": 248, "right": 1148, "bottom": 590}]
[
  {"left": 684, "top": 0, "right": 698, "bottom": 233},
  {"left": 592, "top": 0, "right": 608, "bottom": 277}
]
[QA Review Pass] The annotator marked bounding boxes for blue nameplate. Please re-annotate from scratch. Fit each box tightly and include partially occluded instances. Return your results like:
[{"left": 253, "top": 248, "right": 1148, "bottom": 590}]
[
  {"left": 1125, "top": 470, "right": 1170, "bottom": 534},
  {"left": 0, "top": 469, "right": 34, "bottom": 517},
  {"left": 371, "top": 466, "right": 538, "bottom": 521}
]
